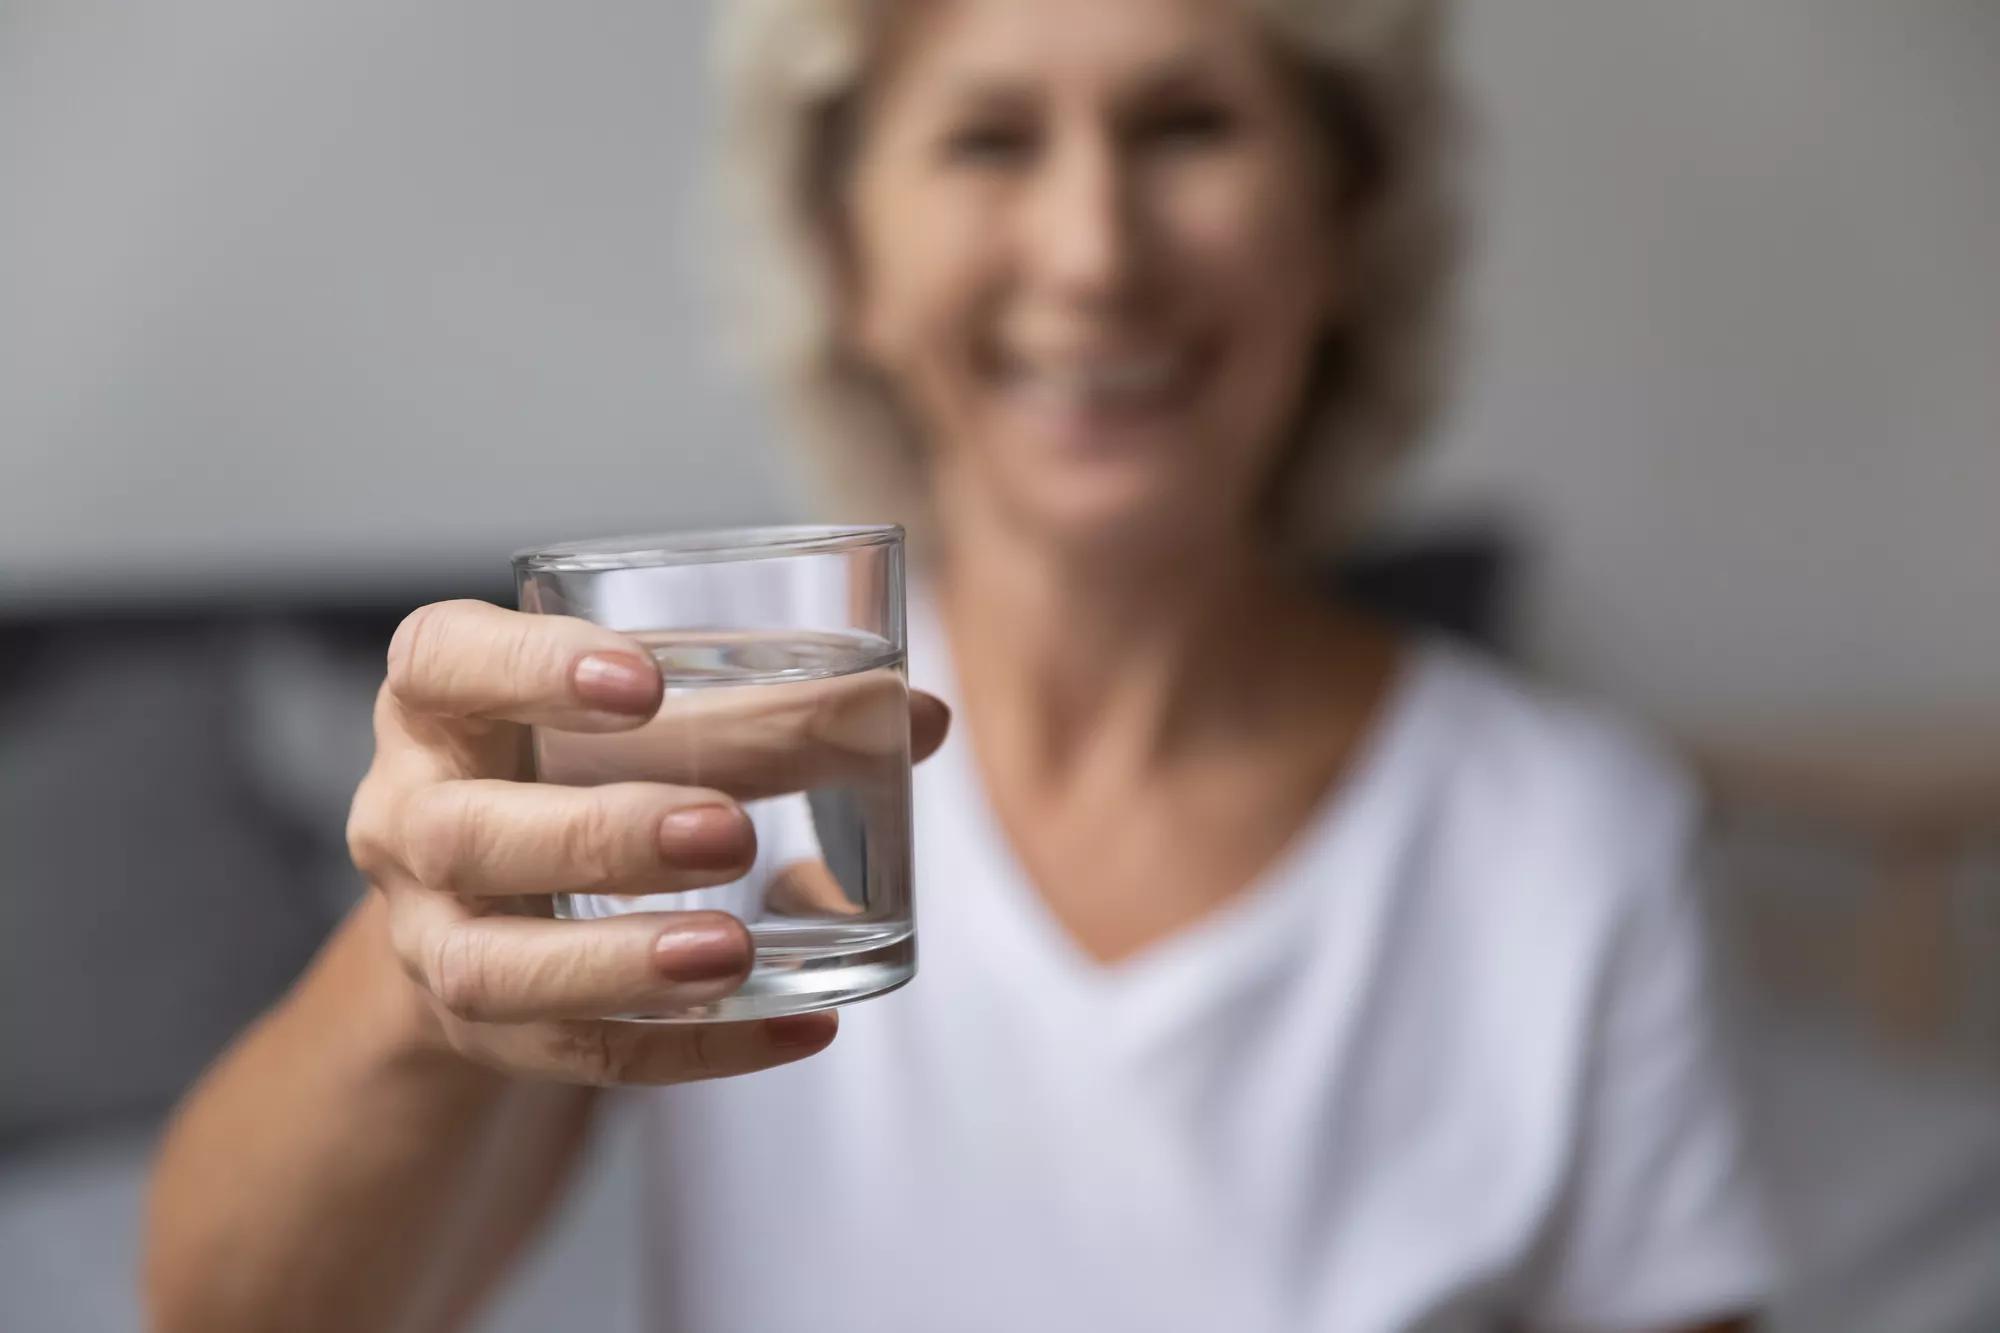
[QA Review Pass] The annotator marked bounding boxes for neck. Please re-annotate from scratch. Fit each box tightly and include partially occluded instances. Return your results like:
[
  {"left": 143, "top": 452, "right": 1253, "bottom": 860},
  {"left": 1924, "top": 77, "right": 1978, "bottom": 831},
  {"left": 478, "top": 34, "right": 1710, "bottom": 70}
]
[{"left": 931, "top": 503, "right": 1357, "bottom": 778}]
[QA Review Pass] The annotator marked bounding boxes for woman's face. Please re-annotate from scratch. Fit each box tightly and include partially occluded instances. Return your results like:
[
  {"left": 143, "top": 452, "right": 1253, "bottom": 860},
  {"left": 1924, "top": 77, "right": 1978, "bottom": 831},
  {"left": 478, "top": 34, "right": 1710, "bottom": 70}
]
[{"left": 844, "top": 0, "right": 1347, "bottom": 557}]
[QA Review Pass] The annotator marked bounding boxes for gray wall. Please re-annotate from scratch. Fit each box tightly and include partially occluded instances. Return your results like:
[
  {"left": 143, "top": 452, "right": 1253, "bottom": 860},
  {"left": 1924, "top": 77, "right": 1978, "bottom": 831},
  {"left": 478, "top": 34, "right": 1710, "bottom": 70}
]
[
  {"left": 4, "top": 0, "right": 1995, "bottom": 718},
  {"left": 0, "top": 0, "right": 782, "bottom": 602},
  {"left": 1409, "top": 0, "right": 2000, "bottom": 720}
]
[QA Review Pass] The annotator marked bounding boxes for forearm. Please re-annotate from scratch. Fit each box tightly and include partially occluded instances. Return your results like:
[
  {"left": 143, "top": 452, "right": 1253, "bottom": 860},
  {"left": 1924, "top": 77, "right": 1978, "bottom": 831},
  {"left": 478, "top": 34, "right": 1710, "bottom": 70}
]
[{"left": 145, "top": 895, "right": 601, "bottom": 1333}]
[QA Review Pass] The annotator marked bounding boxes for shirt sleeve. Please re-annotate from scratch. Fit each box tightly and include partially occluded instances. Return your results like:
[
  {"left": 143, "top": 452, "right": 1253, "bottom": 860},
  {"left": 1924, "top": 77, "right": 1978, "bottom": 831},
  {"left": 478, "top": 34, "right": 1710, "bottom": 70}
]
[{"left": 1524, "top": 828, "right": 1779, "bottom": 1331}]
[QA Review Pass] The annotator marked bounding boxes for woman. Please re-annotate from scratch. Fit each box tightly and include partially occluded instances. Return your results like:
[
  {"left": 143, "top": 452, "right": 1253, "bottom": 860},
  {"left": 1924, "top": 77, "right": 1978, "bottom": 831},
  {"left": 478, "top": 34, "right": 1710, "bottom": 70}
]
[{"left": 147, "top": 0, "right": 1772, "bottom": 1329}]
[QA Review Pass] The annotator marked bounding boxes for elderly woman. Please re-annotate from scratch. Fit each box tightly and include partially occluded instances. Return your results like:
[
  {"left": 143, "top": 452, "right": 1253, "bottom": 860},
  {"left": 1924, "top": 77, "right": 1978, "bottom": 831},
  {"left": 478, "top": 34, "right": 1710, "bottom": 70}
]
[{"left": 147, "top": 1, "right": 1772, "bottom": 1329}]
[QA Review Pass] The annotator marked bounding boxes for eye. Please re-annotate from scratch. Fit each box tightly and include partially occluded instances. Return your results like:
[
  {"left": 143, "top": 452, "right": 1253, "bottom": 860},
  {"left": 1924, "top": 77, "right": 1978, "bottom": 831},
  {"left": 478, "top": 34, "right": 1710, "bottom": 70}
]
[
  {"left": 941, "top": 121, "right": 1037, "bottom": 168},
  {"left": 1131, "top": 102, "right": 1237, "bottom": 151}
]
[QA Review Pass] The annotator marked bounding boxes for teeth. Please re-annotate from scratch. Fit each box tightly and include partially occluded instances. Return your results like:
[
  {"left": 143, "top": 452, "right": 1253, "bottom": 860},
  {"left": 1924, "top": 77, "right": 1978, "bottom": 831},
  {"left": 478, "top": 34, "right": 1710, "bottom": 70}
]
[{"left": 1014, "top": 354, "right": 1180, "bottom": 406}]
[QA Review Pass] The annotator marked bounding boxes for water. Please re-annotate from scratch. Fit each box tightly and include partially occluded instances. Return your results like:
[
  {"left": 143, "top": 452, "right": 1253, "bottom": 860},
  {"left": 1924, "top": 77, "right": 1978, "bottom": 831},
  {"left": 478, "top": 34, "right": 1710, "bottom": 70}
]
[{"left": 533, "top": 629, "right": 914, "bottom": 1021}]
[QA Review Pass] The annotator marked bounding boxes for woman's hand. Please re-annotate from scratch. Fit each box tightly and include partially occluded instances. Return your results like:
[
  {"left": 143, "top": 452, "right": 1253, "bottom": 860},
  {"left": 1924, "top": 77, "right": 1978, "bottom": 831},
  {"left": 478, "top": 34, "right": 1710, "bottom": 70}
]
[{"left": 344, "top": 599, "right": 947, "bottom": 1085}]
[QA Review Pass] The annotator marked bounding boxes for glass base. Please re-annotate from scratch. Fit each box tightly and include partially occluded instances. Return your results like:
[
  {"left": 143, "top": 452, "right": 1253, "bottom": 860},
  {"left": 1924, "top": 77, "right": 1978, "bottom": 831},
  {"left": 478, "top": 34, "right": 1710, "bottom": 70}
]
[{"left": 607, "top": 925, "right": 915, "bottom": 1023}]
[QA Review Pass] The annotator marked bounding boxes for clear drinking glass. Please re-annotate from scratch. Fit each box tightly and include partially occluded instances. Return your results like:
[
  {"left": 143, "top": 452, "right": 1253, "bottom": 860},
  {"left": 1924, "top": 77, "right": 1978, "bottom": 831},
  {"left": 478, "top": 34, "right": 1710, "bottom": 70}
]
[{"left": 513, "top": 525, "right": 913, "bottom": 1022}]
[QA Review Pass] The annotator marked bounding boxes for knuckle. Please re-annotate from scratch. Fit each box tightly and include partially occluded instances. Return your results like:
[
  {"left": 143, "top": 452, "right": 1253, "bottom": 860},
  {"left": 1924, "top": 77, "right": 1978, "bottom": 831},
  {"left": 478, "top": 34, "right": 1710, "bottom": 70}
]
[
  {"left": 429, "top": 925, "right": 492, "bottom": 1022},
  {"left": 388, "top": 599, "right": 509, "bottom": 710},
  {"left": 595, "top": 1027, "right": 645, "bottom": 1084},
  {"left": 561, "top": 794, "right": 630, "bottom": 888},
  {"left": 369, "top": 678, "right": 399, "bottom": 739},
  {"left": 386, "top": 602, "right": 456, "bottom": 702},
  {"left": 381, "top": 899, "right": 430, "bottom": 980},
  {"left": 542, "top": 1022, "right": 742, "bottom": 1087},
  {"left": 344, "top": 783, "right": 393, "bottom": 880},
  {"left": 493, "top": 620, "right": 549, "bottom": 696},
  {"left": 401, "top": 787, "right": 476, "bottom": 895},
  {"left": 548, "top": 1022, "right": 636, "bottom": 1086}
]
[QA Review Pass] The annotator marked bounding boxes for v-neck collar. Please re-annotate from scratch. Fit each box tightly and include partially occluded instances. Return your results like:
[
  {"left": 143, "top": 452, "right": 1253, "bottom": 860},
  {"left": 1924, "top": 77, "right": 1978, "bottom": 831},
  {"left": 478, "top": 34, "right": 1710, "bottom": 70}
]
[{"left": 912, "top": 594, "right": 1448, "bottom": 1049}]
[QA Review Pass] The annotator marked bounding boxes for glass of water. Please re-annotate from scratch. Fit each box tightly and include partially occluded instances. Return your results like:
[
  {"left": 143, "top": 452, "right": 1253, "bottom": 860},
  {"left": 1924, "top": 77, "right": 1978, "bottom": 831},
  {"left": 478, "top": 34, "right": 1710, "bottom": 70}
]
[{"left": 513, "top": 525, "right": 913, "bottom": 1022}]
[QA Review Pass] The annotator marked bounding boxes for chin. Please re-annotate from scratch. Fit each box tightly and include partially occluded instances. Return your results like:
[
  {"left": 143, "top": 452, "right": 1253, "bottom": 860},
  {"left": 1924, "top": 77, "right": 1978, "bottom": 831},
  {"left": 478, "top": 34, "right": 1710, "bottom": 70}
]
[{"left": 1009, "top": 470, "right": 1235, "bottom": 561}]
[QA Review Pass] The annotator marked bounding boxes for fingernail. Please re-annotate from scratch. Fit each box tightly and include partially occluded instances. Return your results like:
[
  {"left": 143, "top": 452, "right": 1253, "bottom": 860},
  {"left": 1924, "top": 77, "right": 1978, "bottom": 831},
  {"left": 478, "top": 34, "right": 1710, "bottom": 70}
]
[
  {"left": 659, "top": 805, "right": 752, "bottom": 868},
  {"left": 574, "top": 652, "right": 659, "bottom": 714},
  {"left": 654, "top": 921, "right": 749, "bottom": 983},
  {"left": 765, "top": 1013, "right": 836, "bottom": 1052}
]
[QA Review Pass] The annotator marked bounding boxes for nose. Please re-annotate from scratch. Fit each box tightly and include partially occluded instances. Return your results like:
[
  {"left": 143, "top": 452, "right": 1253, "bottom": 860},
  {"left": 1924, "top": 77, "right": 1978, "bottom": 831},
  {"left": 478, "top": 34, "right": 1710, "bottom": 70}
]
[{"left": 1020, "top": 127, "right": 1143, "bottom": 310}]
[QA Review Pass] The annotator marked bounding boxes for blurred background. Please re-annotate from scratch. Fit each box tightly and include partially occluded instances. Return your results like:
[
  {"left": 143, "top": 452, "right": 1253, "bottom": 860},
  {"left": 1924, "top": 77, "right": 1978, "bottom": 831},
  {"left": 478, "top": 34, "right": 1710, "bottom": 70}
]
[{"left": 2, "top": 2, "right": 1996, "bottom": 1330}]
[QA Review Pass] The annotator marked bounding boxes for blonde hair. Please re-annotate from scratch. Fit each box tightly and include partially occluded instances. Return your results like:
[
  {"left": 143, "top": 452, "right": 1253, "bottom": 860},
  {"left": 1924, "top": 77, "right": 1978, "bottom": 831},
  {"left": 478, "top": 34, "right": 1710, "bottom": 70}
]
[{"left": 712, "top": 0, "right": 1462, "bottom": 558}]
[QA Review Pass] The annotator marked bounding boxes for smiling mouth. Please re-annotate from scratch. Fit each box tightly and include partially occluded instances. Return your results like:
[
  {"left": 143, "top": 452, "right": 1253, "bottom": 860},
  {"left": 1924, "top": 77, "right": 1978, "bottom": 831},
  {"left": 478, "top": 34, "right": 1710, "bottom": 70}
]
[{"left": 988, "top": 343, "right": 1207, "bottom": 420}]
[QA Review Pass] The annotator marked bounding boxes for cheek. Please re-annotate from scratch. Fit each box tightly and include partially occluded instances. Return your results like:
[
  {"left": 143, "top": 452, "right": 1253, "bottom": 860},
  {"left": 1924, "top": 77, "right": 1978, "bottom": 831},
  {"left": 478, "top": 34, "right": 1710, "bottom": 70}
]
[
  {"left": 1177, "top": 167, "right": 1337, "bottom": 335},
  {"left": 1171, "top": 175, "right": 1338, "bottom": 457},
  {"left": 856, "top": 251, "right": 1003, "bottom": 467},
  {"left": 851, "top": 178, "right": 1000, "bottom": 384},
  {"left": 872, "top": 269, "right": 990, "bottom": 463}
]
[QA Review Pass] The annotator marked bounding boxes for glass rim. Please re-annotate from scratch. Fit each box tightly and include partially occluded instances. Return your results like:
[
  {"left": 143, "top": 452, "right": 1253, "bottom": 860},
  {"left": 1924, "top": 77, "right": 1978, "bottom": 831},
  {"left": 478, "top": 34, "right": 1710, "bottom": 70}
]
[{"left": 512, "top": 524, "right": 903, "bottom": 574}]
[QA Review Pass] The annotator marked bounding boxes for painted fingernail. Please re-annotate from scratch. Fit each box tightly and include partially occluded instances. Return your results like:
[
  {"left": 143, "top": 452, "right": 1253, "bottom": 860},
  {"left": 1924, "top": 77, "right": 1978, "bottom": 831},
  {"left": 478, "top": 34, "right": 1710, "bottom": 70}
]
[
  {"left": 659, "top": 805, "right": 752, "bottom": 868},
  {"left": 654, "top": 921, "right": 749, "bottom": 983},
  {"left": 766, "top": 1013, "right": 836, "bottom": 1052},
  {"left": 574, "top": 652, "right": 659, "bottom": 714}
]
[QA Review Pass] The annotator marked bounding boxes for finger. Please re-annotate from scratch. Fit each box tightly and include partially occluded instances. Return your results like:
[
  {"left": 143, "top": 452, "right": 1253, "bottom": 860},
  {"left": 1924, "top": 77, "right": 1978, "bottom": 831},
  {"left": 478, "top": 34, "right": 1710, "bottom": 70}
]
[
  {"left": 399, "top": 780, "right": 755, "bottom": 898},
  {"left": 393, "top": 888, "right": 757, "bottom": 1022},
  {"left": 453, "top": 1010, "right": 839, "bottom": 1086},
  {"left": 910, "top": 691, "right": 951, "bottom": 765},
  {"left": 386, "top": 600, "right": 663, "bottom": 732},
  {"left": 545, "top": 672, "right": 937, "bottom": 802},
  {"left": 766, "top": 859, "right": 862, "bottom": 918}
]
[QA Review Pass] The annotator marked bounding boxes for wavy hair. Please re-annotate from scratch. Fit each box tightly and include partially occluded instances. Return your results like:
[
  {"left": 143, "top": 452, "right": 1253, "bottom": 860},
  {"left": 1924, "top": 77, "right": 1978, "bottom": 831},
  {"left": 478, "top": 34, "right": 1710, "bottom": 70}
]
[{"left": 711, "top": 0, "right": 1462, "bottom": 557}]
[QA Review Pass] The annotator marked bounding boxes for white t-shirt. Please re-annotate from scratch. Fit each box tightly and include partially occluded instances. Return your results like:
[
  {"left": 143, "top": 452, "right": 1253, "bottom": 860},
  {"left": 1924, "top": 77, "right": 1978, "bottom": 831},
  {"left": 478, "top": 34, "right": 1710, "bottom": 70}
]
[{"left": 636, "top": 613, "right": 1775, "bottom": 1332}]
